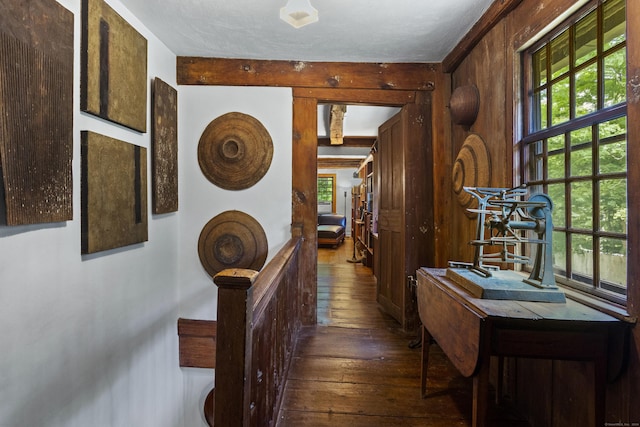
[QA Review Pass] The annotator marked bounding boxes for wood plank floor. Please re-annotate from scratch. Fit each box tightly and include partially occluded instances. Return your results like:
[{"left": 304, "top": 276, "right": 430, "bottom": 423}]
[{"left": 276, "top": 238, "right": 531, "bottom": 427}]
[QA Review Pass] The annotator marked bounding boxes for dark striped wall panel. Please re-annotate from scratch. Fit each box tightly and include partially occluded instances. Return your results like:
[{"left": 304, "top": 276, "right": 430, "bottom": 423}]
[{"left": 0, "top": 0, "right": 73, "bottom": 226}]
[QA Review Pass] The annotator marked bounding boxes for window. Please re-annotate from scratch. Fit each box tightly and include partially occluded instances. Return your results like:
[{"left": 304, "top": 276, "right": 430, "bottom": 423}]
[
  {"left": 522, "top": 0, "right": 627, "bottom": 304},
  {"left": 317, "top": 174, "right": 336, "bottom": 212}
]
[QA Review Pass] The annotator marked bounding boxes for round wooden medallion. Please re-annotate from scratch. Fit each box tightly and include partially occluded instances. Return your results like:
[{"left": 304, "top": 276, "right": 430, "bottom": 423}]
[
  {"left": 449, "top": 85, "right": 480, "bottom": 127},
  {"left": 203, "top": 388, "right": 214, "bottom": 426},
  {"left": 452, "top": 134, "right": 491, "bottom": 211},
  {"left": 198, "top": 210, "right": 268, "bottom": 277},
  {"left": 198, "top": 112, "right": 273, "bottom": 190}
]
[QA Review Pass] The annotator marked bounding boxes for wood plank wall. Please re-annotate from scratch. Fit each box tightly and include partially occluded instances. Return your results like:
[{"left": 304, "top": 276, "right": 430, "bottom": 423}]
[{"left": 448, "top": 0, "right": 640, "bottom": 425}]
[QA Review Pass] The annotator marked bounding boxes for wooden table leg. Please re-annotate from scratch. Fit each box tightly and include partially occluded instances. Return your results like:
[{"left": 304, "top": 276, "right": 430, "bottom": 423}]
[
  {"left": 472, "top": 358, "right": 490, "bottom": 427},
  {"left": 421, "top": 326, "right": 432, "bottom": 398}
]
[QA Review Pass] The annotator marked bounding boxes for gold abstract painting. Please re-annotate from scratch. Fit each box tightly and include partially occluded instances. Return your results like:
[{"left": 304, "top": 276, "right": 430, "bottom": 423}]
[
  {"left": 81, "top": 131, "right": 148, "bottom": 254},
  {"left": 81, "top": 0, "right": 147, "bottom": 132}
]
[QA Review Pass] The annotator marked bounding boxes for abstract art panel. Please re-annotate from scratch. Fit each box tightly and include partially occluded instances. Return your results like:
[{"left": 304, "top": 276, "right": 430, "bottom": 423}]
[
  {"left": 81, "top": 131, "right": 148, "bottom": 254},
  {"left": 81, "top": 0, "right": 147, "bottom": 132},
  {"left": 0, "top": 0, "right": 73, "bottom": 225},
  {"left": 152, "top": 78, "right": 178, "bottom": 214}
]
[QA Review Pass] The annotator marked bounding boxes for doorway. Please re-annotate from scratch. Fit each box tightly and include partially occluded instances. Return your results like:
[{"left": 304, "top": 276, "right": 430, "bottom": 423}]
[
  {"left": 292, "top": 88, "right": 434, "bottom": 327},
  {"left": 316, "top": 104, "right": 399, "bottom": 240}
]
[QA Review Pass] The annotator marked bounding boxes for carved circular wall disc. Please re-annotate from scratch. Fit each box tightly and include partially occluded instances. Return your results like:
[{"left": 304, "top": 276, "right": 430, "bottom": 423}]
[
  {"left": 198, "top": 112, "right": 273, "bottom": 190},
  {"left": 452, "top": 134, "right": 491, "bottom": 211},
  {"left": 198, "top": 210, "right": 268, "bottom": 277}
]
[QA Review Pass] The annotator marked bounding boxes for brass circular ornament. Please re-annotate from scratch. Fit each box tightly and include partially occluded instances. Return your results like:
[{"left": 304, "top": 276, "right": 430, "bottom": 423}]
[
  {"left": 198, "top": 210, "right": 268, "bottom": 277},
  {"left": 452, "top": 134, "right": 491, "bottom": 211},
  {"left": 198, "top": 112, "right": 273, "bottom": 190}
]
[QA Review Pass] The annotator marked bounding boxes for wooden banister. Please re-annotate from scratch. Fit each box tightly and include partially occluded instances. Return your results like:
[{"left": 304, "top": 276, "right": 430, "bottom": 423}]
[
  {"left": 211, "top": 236, "right": 302, "bottom": 427},
  {"left": 213, "top": 268, "right": 257, "bottom": 427},
  {"left": 250, "top": 238, "right": 300, "bottom": 318}
]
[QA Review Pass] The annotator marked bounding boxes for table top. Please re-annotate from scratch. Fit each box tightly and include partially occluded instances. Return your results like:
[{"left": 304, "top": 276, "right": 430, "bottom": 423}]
[{"left": 418, "top": 268, "right": 621, "bottom": 325}]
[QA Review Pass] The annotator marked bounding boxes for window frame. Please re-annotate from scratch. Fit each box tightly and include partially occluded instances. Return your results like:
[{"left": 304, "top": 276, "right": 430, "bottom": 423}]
[
  {"left": 520, "top": 0, "right": 628, "bottom": 305},
  {"left": 317, "top": 174, "right": 337, "bottom": 213}
]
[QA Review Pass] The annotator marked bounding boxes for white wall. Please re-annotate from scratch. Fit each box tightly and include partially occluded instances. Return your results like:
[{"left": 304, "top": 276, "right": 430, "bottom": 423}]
[
  {"left": 177, "top": 85, "right": 292, "bottom": 425},
  {"left": 0, "top": 0, "right": 181, "bottom": 425},
  {"left": 0, "top": 1, "right": 293, "bottom": 427}
]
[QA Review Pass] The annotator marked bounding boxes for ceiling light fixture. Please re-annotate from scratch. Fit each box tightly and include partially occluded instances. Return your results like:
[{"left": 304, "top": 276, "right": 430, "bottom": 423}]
[{"left": 280, "top": 0, "right": 318, "bottom": 29}]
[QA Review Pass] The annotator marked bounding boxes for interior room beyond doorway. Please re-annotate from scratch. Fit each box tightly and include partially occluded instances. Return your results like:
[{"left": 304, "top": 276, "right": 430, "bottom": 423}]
[{"left": 316, "top": 104, "right": 399, "bottom": 241}]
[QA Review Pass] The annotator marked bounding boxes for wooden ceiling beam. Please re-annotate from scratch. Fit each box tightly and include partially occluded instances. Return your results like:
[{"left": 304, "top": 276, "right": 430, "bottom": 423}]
[
  {"left": 294, "top": 87, "right": 417, "bottom": 106},
  {"left": 317, "top": 158, "right": 363, "bottom": 169},
  {"left": 317, "top": 136, "right": 375, "bottom": 148},
  {"left": 177, "top": 57, "right": 438, "bottom": 91}
]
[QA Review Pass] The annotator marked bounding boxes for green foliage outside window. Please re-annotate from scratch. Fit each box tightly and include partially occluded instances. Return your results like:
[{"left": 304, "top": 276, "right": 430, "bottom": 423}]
[
  {"left": 525, "top": 0, "right": 627, "bottom": 300},
  {"left": 317, "top": 176, "right": 334, "bottom": 205}
]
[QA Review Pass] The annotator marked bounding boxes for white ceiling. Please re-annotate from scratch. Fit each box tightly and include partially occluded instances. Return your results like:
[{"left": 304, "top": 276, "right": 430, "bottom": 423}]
[{"left": 119, "top": 0, "right": 494, "bottom": 62}]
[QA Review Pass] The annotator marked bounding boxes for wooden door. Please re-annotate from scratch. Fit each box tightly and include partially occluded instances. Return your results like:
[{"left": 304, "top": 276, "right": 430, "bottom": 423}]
[
  {"left": 377, "top": 96, "right": 433, "bottom": 331},
  {"left": 377, "top": 111, "right": 405, "bottom": 323}
]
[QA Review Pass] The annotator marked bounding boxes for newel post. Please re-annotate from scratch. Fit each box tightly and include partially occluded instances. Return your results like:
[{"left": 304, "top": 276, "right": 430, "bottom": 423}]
[{"left": 213, "top": 268, "right": 259, "bottom": 427}]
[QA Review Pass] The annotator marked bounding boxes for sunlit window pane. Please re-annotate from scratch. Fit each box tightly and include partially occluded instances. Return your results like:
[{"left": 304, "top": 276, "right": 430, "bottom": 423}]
[
  {"left": 548, "top": 134, "right": 564, "bottom": 152},
  {"left": 534, "top": 89, "right": 548, "bottom": 130},
  {"left": 570, "top": 128, "right": 592, "bottom": 177},
  {"left": 548, "top": 184, "right": 566, "bottom": 227},
  {"left": 603, "top": 48, "right": 626, "bottom": 107},
  {"left": 599, "top": 140, "right": 626, "bottom": 174},
  {"left": 575, "top": 63, "right": 598, "bottom": 117},
  {"left": 551, "top": 29, "right": 570, "bottom": 78},
  {"left": 548, "top": 153, "right": 565, "bottom": 179},
  {"left": 528, "top": 141, "right": 544, "bottom": 180},
  {"left": 552, "top": 231, "right": 567, "bottom": 273},
  {"left": 599, "top": 116, "right": 627, "bottom": 139},
  {"left": 533, "top": 47, "right": 547, "bottom": 87},
  {"left": 574, "top": 9, "right": 597, "bottom": 67},
  {"left": 551, "top": 77, "right": 570, "bottom": 125},
  {"left": 603, "top": 0, "right": 626, "bottom": 50},
  {"left": 570, "top": 127, "right": 591, "bottom": 146},
  {"left": 599, "top": 238, "right": 626, "bottom": 289},
  {"left": 599, "top": 178, "right": 627, "bottom": 234},
  {"left": 571, "top": 234, "right": 594, "bottom": 282},
  {"left": 598, "top": 117, "right": 626, "bottom": 174},
  {"left": 571, "top": 147, "right": 592, "bottom": 177},
  {"left": 571, "top": 181, "right": 593, "bottom": 230}
]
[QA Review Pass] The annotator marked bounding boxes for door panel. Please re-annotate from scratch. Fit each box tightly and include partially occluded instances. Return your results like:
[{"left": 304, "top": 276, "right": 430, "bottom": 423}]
[
  {"left": 377, "top": 112, "right": 405, "bottom": 323},
  {"left": 377, "top": 97, "right": 433, "bottom": 331}
]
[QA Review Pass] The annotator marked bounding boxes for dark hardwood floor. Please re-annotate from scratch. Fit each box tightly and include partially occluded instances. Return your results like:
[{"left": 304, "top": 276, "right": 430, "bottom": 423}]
[{"left": 276, "top": 238, "right": 530, "bottom": 427}]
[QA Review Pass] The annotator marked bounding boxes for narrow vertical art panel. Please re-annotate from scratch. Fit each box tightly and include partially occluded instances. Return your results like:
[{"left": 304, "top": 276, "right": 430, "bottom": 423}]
[
  {"left": 81, "top": 131, "right": 148, "bottom": 254},
  {"left": 0, "top": 0, "right": 73, "bottom": 225},
  {"left": 81, "top": 0, "right": 147, "bottom": 132},
  {"left": 152, "top": 78, "right": 178, "bottom": 214}
]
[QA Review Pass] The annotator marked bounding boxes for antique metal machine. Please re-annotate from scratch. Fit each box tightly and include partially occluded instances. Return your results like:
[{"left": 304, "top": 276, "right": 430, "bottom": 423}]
[{"left": 447, "top": 185, "right": 565, "bottom": 302}]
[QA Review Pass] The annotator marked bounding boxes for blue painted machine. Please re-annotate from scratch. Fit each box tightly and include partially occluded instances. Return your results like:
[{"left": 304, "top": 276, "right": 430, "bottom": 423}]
[{"left": 448, "top": 185, "right": 565, "bottom": 302}]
